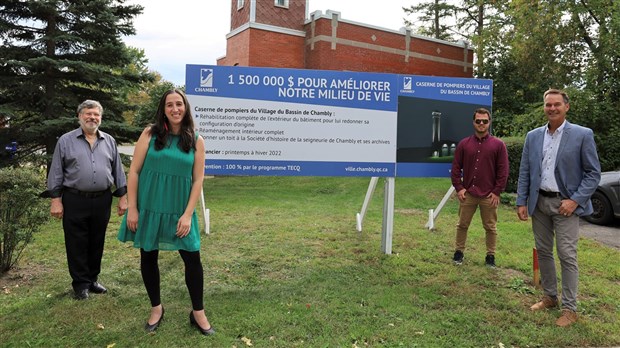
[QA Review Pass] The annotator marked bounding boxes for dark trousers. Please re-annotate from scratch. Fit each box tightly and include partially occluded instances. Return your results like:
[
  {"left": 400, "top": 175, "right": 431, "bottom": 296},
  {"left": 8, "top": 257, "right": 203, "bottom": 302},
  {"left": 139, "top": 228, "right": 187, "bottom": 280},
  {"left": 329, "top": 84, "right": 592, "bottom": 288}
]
[
  {"left": 62, "top": 190, "right": 112, "bottom": 291},
  {"left": 140, "top": 249, "right": 205, "bottom": 310}
]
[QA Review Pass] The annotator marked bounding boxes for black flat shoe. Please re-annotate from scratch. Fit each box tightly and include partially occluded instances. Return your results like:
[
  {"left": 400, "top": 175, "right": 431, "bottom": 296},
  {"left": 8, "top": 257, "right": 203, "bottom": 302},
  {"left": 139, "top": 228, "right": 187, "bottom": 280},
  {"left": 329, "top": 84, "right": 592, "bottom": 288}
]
[
  {"left": 145, "top": 307, "right": 164, "bottom": 332},
  {"left": 189, "top": 311, "right": 215, "bottom": 336},
  {"left": 89, "top": 282, "right": 107, "bottom": 294}
]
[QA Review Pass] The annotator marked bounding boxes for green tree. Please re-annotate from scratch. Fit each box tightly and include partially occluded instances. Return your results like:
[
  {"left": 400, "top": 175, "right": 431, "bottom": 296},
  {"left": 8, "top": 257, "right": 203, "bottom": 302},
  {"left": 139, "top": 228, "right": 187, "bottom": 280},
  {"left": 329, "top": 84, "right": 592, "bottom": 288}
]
[
  {"left": 0, "top": 0, "right": 151, "bottom": 166},
  {"left": 493, "top": 0, "right": 620, "bottom": 169},
  {"left": 454, "top": 0, "right": 508, "bottom": 77},
  {"left": 404, "top": 0, "right": 458, "bottom": 41},
  {"left": 405, "top": 1, "right": 620, "bottom": 169},
  {"left": 566, "top": 1, "right": 620, "bottom": 170},
  {"left": 131, "top": 79, "right": 178, "bottom": 128},
  {"left": 119, "top": 47, "right": 157, "bottom": 127}
]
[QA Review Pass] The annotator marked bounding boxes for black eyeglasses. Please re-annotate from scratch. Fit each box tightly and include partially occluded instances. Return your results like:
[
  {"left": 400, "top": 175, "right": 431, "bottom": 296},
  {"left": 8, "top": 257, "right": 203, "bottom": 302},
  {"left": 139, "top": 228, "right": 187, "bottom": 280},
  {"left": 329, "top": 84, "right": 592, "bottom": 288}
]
[{"left": 474, "top": 119, "right": 489, "bottom": 124}]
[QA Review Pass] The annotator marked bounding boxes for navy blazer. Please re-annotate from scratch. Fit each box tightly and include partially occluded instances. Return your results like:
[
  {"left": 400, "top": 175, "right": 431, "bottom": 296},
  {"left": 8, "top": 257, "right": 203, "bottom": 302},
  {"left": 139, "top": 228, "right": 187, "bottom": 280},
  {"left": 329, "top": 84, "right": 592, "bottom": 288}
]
[{"left": 517, "top": 121, "right": 601, "bottom": 216}]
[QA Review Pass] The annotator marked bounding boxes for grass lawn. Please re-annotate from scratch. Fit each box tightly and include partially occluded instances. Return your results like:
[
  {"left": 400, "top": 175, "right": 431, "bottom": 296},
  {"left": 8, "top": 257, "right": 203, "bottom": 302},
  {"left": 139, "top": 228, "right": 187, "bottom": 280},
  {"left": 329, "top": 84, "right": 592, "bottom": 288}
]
[{"left": 0, "top": 176, "right": 618, "bottom": 347}]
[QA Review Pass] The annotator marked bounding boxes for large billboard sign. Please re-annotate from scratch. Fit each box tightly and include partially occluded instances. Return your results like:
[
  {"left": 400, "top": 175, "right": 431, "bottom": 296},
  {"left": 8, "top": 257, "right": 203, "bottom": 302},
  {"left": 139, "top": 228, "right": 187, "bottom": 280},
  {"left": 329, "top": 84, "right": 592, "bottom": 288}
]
[
  {"left": 186, "top": 65, "right": 492, "bottom": 177},
  {"left": 397, "top": 75, "right": 494, "bottom": 177}
]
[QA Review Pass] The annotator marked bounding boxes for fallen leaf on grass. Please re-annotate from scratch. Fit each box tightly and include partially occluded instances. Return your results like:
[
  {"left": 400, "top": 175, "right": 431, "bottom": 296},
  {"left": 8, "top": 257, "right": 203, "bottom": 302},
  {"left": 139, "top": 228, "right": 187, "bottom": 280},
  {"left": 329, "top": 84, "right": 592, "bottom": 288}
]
[
  {"left": 3, "top": 287, "right": 10, "bottom": 294},
  {"left": 241, "top": 336, "right": 253, "bottom": 346},
  {"left": 97, "top": 323, "right": 105, "bottom": 330},
  {"left": 414, "top": 331, "right": 424, "bottom": 335},
  {"left": 106, "top": 344, "right": 116, "bottom": 348}
]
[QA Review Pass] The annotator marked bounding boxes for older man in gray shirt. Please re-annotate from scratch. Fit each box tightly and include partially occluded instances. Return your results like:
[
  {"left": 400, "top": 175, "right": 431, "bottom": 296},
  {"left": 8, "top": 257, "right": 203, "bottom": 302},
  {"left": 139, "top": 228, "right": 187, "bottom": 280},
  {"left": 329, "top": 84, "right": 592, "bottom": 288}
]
[{"left": 45, "top": 100, "right": 128, "bottom": 300}]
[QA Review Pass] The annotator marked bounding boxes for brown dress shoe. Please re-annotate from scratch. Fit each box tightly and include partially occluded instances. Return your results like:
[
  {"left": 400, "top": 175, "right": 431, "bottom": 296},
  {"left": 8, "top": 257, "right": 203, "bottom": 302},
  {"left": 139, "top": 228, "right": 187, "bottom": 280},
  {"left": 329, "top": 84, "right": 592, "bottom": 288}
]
[
  {"left": 556, "top": 309, "right": 577, "bottom": 327},
  {"left": 530, "top": 295, "right": 558, "bottom": 311}
]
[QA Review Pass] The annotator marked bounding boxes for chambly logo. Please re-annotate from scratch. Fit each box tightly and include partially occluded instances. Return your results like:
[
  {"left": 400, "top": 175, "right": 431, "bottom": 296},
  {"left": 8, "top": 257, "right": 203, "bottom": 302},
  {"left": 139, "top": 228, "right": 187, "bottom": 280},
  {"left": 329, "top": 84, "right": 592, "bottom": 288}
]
[
  {"left": 200, "top": 69, "right": 213, "bottom": 87},
  {"left": 403, "top": 76, "right": 412, "bottom": 90}
]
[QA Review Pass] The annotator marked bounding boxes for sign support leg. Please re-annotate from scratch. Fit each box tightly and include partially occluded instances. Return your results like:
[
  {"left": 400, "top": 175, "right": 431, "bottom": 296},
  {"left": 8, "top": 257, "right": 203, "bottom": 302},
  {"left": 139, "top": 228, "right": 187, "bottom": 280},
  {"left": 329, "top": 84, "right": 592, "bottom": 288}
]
[
  {"left": 425, "top": 185, "right": 455, "bottom": 230},
  {"left": 356, "top": 177, "right": 379, "bottom": 232},
  {"left": 381, "top": 177, "right": 395, "bottom": 255},
  {"left": 200, "top": 185, "right": 210, "bottom": 235}
]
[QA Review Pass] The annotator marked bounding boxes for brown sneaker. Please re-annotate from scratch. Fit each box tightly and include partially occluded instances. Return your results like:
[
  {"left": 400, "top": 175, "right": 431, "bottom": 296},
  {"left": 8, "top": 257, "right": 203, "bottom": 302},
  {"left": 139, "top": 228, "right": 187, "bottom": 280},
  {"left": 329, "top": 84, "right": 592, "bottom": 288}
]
[
  {"left": 556, "top": 309, "right": 577, "bottom": 327},
  {"left": 530, "top": 295, "right": 558, "bottom": 311}
]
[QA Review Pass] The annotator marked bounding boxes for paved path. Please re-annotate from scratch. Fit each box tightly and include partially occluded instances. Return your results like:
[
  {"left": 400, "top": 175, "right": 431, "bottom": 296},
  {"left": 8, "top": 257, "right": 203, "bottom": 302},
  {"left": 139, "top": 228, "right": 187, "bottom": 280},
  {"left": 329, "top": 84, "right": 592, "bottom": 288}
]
[
  {"left": 579, "top": 218, "right": 620, "bottom": 250},
  {"left": 118, "top": 145, "right": 134, "bottom": 156}
]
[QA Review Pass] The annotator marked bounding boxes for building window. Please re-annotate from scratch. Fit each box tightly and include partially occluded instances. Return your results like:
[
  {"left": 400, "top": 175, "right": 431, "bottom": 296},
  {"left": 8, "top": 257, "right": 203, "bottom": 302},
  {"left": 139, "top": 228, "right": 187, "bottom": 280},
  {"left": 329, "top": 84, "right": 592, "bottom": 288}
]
[
  {"left": 237, "top": 0, "right": 244, "bottom": 10},
  {"left": 274, "top": 0, "right": 289, "bottom": 8}
]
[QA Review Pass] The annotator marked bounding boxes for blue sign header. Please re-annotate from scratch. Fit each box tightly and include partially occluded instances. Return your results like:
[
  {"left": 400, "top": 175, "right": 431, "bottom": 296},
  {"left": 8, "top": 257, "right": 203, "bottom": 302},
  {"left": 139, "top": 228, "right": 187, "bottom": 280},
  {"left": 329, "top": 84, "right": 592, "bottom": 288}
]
[
  {"left": 186, "top": 64, "right": 397, "bottom": 112},
  {"left": 398, "top": 75, "right": 493, "bottom": 106}
]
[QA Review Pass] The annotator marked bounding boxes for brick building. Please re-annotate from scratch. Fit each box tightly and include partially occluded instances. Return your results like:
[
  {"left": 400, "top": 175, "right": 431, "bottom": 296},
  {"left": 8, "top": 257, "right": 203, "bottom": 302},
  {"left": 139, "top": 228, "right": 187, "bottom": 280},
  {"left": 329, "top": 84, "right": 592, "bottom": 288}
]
[{"left": 218, "top": 0, "right": 474, "bottom": 77}]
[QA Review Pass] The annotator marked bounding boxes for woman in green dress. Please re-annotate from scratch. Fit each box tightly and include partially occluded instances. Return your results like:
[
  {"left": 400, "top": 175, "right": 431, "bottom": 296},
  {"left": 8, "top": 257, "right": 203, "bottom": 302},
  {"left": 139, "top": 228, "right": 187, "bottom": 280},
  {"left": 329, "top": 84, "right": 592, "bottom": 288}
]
[{"left": 118, "top": 89, "right": 213, "bottom": 335}]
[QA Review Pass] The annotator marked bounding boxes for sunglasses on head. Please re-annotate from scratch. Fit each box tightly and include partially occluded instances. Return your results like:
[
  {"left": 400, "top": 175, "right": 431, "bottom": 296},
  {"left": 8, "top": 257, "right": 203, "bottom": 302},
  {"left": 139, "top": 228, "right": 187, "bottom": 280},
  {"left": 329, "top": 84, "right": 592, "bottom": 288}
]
[{"left": 474, "top": 119, "right": 489, "bottom": 124}]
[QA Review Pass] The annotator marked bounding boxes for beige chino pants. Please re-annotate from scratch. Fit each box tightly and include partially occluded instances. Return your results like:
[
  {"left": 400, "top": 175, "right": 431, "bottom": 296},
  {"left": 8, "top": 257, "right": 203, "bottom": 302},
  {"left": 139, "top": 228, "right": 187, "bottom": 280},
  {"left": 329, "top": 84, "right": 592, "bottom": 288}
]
[{"left": 455, "top": 193, "right": 498, "bottom": 255}]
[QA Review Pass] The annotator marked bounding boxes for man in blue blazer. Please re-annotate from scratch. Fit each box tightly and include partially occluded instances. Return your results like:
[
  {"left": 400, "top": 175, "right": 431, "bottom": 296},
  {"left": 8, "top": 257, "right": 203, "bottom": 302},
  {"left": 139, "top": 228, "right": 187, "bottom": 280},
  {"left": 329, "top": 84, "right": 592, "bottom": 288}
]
[{"left": 517, "top": 89, "right": 600, "bottom": 327}]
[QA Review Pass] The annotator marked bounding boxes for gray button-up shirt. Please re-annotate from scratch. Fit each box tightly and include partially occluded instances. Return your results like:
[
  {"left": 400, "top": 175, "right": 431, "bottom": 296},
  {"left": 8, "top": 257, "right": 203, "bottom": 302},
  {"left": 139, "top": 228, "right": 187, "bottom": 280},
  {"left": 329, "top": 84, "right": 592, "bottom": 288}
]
[
  {"left": 540, "top": 121, "right": 566, "bottom": 192},
  {"left": 46, "top": 128, "right": 127, "bottom": 198}
]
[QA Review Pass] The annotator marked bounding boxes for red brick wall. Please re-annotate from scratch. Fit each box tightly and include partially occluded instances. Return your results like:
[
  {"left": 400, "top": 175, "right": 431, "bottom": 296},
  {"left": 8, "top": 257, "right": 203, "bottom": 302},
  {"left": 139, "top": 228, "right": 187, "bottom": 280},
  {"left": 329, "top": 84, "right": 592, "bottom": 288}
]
[
  {"left": 221, "top": 1, "right": 474, "bottom": 77},
  {"left": 218, "top": 30, "right": 251, "bottom": 66},
  {"left": 231, "top": 0, "right": 250, "bottom": 30},
  {"left": 304, "top": 17, "right": 473, "bottom": 77},
  {"left": 305, "top": 41, "right": 408, "bottom": 74},
  {"left": 248, "top": 29, "right": 305, "bottom": 68},
  {"left": 309, "top": 17, "right": 332, "bottom": 37},
  {"left": 255, "top": 0, "right": 306, "bottom": 30},
  {"left": 219, "top": 29, "right": 305, "bottom": 68},
  {"left": 306, "top": 42, "right": 471, "bottom": 76},
  {"left": 333, "top": 21, "right": 408, "bottom": 51}
]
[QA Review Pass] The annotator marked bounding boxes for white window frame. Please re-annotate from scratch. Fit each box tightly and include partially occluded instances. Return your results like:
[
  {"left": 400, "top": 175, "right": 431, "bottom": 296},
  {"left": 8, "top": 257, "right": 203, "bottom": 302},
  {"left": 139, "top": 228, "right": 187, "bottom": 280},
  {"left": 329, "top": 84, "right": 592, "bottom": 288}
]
[
  {"left": 274, "top": 0, "right": 289, "bottom": 9},
  {"left": 237, "top": 0, "right": 244, "bottom": 10}
]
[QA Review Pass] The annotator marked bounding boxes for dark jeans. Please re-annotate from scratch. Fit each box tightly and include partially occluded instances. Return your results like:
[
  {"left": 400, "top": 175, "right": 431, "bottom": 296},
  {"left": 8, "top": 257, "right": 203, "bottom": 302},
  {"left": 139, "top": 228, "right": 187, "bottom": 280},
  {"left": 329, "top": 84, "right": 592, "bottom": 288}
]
[{"left": 62, "top": 190, "right": 112, "bottom": 291}]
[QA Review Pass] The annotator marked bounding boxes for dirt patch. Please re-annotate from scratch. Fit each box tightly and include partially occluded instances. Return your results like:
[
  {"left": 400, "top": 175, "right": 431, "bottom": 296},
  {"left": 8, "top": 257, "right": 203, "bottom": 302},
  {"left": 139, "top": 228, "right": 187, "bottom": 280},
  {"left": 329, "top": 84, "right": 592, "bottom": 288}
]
[
  {"left": 0, "top": 263, "right": 49, "bottom": 293},
  {"left": 500, "top": 267, "right": 529, "bottom": 280},
  {"left": 395, "top": 208, "right": 425, "bottom": 216}
]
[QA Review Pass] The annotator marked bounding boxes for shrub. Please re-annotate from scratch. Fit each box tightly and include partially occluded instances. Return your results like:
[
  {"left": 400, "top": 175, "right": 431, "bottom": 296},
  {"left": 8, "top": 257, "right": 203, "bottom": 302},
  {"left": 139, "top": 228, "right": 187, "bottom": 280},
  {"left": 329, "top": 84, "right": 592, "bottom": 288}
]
[
  {"left": 0, "top": 166, "right": 49, "bottom": 273},
  {"left": 501, "top": 137, "right": 525, "bottom": 193}
]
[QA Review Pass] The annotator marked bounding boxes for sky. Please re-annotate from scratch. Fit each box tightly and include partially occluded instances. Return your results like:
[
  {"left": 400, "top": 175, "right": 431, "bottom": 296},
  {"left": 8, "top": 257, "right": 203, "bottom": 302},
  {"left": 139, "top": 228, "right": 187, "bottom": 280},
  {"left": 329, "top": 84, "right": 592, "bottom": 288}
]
[{"left": 123, "top": 0, "right": 418, "bottom": 86}]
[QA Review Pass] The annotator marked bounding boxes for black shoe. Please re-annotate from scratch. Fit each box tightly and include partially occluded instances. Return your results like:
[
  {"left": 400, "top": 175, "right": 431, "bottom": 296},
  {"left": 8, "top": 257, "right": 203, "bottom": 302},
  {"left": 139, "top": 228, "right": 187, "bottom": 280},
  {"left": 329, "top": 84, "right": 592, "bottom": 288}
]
[
  {"left": 145, "top": 307, "right": 164, "bottom": 332},
  {"left": 453, "top": 250, "right": 464, "bottom": 265},
  {"left": 74, "top": 289, "right": 89, "bottom": 300},
  {"left": 89, "top": 282, "right": 108, "bottom": 294},
  {"left": 189, "top": 311, "right": 215, "bottom": 336},
  {"left": 485, "top": 254, "right": 496, "bottom": 268}
]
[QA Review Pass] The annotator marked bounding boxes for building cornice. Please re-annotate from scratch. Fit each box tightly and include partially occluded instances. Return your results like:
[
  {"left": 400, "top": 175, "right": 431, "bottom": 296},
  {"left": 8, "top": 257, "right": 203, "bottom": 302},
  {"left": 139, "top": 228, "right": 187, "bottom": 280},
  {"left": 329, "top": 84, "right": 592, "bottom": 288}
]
[
  {"left": 305, "top": 10, "right": 472, "bottom": 71},
  {"left": 306, "top": 35, "right": 473, "bottom": 69},
  {"left": 306, "top": 10, "right": 472, "bottom": 51},
  {"left": 227, "top": 22, "right": 307, "bottom": 40}
]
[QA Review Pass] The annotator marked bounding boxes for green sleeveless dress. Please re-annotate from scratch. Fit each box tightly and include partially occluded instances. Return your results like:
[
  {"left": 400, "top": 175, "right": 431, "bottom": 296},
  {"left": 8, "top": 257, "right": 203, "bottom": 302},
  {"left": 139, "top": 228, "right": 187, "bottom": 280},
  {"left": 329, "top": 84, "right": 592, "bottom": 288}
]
[{"left": 117, "top": 135, "right": 200, "bottom": 251}]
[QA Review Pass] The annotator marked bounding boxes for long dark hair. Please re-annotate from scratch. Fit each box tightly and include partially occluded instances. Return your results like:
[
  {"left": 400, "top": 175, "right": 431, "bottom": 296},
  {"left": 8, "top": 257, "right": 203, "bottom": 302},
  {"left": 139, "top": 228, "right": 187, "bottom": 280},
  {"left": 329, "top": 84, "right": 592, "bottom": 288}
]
[{"left": 150, "top": 89, "right": 196, "bottom": 152}]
